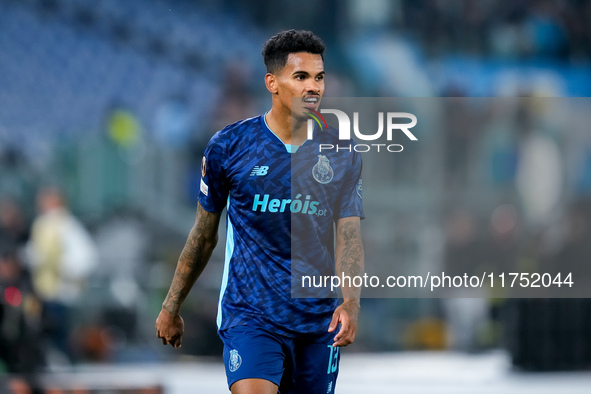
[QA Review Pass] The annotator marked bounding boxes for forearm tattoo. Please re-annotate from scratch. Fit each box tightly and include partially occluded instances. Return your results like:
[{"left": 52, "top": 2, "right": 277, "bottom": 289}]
[
  {"left": 163, "top": 205, "right": 220, "bottom": 314},
  {"left": 337, "top": 221, "right": 364, "bottom": 298}
]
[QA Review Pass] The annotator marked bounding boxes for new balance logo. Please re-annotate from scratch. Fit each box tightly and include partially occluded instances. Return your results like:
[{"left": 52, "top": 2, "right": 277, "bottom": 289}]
[{"left": 250, "top": 166, "right": 269, "bottom": 176}]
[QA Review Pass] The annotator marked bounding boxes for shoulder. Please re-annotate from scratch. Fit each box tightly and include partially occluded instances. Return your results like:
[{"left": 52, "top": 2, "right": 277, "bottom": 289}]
[
  {"left": 206, "top": 115, "right": 262, "bottom": 153},
  {"left": 212, "top": 115, "right": 262, "bottom": 142}
]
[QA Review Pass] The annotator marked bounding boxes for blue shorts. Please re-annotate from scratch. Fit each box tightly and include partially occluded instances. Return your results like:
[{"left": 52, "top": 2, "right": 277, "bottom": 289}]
[{"left": 219, "top": 324, "right": 340, "bottom": 393}]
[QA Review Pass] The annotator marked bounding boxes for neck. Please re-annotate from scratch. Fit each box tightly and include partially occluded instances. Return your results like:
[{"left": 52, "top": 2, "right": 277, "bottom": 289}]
[{"left": 265, "top": 107, "right": 308, "bottom": 146}]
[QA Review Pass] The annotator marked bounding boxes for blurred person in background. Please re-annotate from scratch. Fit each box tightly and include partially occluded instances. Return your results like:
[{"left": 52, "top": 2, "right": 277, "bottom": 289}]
[
  {"left": 0, "top": 149, "right": 37, "bottom": 216},
  {"left": 209, "top": 65, "right": 259, "bottom": 133},
  {"left": 156, "top": 29, "right": 364, "bottom": 394},
  {"left": 0, "top": 247, "right": 44, "bottom": 392},
  {"left": 0, "top": 197, "right": 30, "bottom": 252},
  {"left": 26, "top": 187, "right": 98, "bottom": 361},
  {"left": 0, "top": 377, "right": 34, "bottom": 394}
]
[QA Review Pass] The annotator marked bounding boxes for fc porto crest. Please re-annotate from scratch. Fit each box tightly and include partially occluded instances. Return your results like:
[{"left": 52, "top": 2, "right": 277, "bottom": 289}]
[
  {"left": 312, "top": 155, "right": 334, "bottom": 184},
  {"left": 229, "top": 349, "right": 242, "bottom": 372}
]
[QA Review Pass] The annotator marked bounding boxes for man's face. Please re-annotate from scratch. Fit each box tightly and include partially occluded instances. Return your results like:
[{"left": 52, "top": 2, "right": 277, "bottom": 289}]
[{"left": 273, "top": 52, "right": 324, "bottom": 119}]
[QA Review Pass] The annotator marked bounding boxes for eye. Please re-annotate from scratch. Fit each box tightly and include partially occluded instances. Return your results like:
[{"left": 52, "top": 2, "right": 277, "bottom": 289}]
[
  {"left": 316, "top": 75, "right": 324, "bottom": 81},
  {"left": 295, "top": 75, "right": 305, "bottom": 80}
]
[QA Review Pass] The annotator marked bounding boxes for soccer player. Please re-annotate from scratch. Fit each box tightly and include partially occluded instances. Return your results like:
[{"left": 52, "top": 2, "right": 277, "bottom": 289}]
[{"left": 155, "top": 29, "right": 364, "bottom": 394}]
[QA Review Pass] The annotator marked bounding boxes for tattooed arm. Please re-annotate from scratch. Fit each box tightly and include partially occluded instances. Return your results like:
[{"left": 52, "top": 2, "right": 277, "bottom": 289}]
[
  {"left": 328, "top": 216, "right": 364, "bottom": 347},
  {"left": 156, "top": 203, "right": 222, "bottom": 348}
]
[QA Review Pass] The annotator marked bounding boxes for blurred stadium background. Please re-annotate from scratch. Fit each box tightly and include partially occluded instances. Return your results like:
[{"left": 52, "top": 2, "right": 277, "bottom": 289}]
[{"left": 1, "top": 0, "right": 591, "bottom": 392}]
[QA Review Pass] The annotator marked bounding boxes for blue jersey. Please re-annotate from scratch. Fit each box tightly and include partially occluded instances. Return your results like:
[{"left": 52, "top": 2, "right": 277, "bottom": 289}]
[{"left": 199, "top": 114, "right": 363, "bottom": 337}]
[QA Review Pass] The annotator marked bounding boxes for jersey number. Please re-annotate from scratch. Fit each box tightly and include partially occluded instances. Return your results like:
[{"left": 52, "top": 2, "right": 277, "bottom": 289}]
[{"left": 326, "top": 345, "right": 339, "bottom": 374}]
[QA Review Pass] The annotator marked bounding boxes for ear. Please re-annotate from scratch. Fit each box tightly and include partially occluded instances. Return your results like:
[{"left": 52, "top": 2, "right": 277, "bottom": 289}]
[{"left": 265, "top": 73, "right": 278, "bottom": 94}]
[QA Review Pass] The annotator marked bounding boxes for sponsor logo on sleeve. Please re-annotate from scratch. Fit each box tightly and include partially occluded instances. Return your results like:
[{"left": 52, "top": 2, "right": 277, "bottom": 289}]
[{"left": 200, "top": 178, "right": 209, "bottom": 196}]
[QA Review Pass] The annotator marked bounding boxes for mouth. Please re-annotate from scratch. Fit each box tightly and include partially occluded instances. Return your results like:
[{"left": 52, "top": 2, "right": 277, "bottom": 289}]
[{"left": 302, "top": 95, "right": 320, "bottom": 109}]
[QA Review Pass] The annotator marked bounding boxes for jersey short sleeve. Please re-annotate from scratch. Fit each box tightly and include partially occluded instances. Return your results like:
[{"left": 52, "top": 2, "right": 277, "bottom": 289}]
[
  {"left": 199, "top": 133, "right": 229, "bottom": 212},
  {"left": 335, "top": 149, "right": 364, "bottom": 220}
]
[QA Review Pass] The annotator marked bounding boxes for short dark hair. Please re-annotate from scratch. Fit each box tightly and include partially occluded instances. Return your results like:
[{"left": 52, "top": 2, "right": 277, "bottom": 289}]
[{"left": 262, "top": 29, "right": 326, "bottom": 74}]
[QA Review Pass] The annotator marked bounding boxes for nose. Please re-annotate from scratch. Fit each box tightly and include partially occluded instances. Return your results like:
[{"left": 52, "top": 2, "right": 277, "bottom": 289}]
[{"left": 305, "top": 79, "right": 321, "bottom": 95}]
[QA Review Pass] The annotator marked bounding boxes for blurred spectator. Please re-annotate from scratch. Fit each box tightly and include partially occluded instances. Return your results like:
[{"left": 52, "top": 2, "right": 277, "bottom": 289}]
[
  {"left": 0, "top": 197, "right": 30, "bottom": 253},
  {"left": 442, "top": 208, "right": 489, "bottom": 351},
  {"left": 209, "top": 64, "right": 258, "bottom": 133},
  {"left": 0, "top": 149, "right": 37, "bottom": 214},
  {"left": 154, "top": 95, "right": 193, "bottom": 148},
  {"left": 0, "top": 377, "right": 34, "bottom": 394},
  {"left": 26, "top": 187, "right": 98, "bottom": 360},
  {"left": 107, "top": 106, "right": 143, "bottom": 149},
  {"left": 395, "top": 0, "right": 587, "bottom": 61},
  {"left": 443, "top": 99, "right": 479, "bottom": 188},
  {"left": 0, "top": 248, "right": 44, "bottom": 388},
  {"left": 514, "top": 104, "right": 563, "bottom": 229}
]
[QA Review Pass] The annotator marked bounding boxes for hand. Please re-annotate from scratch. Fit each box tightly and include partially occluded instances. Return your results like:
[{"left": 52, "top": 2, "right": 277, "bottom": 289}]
[
  {"left": 328, "top": 300, "right": 360, "bottom": 347},
  {"left": 156, "top": 308, "right": 185, "bottom": 348}
]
